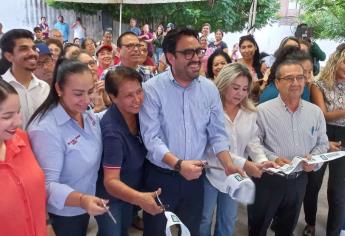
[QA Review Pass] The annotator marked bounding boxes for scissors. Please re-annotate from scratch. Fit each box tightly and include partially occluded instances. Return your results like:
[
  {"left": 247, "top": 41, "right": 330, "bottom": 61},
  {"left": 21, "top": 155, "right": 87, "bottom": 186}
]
[
  {"left": 155, "top": 191, "right": 169, "bottom": 212},
  {"left": 102, "top": 200, "right": 117, "bottom": 224},
  {"left": 202, "top": 162, "right": 225, "bottom": 171}
]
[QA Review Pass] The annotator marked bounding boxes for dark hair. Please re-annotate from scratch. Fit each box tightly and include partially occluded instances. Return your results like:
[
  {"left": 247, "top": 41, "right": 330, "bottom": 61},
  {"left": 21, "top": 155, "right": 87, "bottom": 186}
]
[
  {"left": 0, "top": 79, "right": 18, "bottom": 104},
  {"left": 162, "top": 28, "right": 199, "bottom": 66},
  {"left": 275, "top": 36, "right": 300, "bottom": 56},
  {"left": 0, "top": 29, "right": 34, "bottom": 56},
  {"left": 41, "top": 16, "right": 46, "bottom": 20},
  {"left": 116, "top": 31, "right": 137, "bottom": 48},
  {"left": 33, "top": 27, "right": 42, "bottom": 33},
  {"left": 27, "top": 59, "right": 91, "bottom": 127},
  {"left": 76, "top": 17, "right": 82, "bottom": 22},
  {"left": 206, "top": 50, "right": 232, "bottom": 78},
  {"left": 275, "top": 59, "right": 304, "bottom": 80},
  {"left": 268, "top": 46, "right": 311, "bottom": 84},
  {"left": 81, "top": 37, "right": 96, "bottom": 49},
  {"left": 215, "top": 29, "right": 224, "bottom": 37},
  {"left": 239, "top": 34, "right": 263, "bottom": 79},
  {"left": 105, "top": 66, "right": 142, "bottom": 97},
  {"left": 63, "top": 43, "right": 80, "bottom": 58},
  {"left": 46, "top": 38, "right": 63, "bottom": 53}
]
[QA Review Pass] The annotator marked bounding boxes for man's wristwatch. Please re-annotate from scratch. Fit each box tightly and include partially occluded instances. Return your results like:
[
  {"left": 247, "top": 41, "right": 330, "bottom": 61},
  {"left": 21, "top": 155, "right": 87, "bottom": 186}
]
[{"left": 174, "top": 159, "right": 183, "bottom": 172}]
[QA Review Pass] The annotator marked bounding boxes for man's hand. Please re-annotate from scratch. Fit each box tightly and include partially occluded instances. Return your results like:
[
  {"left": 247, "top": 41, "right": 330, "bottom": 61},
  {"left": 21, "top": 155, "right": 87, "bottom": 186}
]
[
  {"left": 275, "top": 157, "right": 291, "bottom": 166},
  {"left": 329, "top": 141, "right": 341, "bottom": 152},
  {"left": 137, "top": 188, "right": 164, "bottom": 215},
  {"left": 260, "top": 160, "right": 280, "bottom": 169},
  {"left": 179, "top": 160, "right": 205, "bottom": 181},
  {"left": 302, "top": 155, "right": 316, "bottom": 172},
  {"left": 243, "top": 160, "right": 262, "bottom": 178}
]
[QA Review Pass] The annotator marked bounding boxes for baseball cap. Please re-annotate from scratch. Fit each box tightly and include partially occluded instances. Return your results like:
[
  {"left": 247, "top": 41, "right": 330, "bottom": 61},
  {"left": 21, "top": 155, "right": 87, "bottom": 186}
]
[
  {"left": 224, "top": 173, "right": 256, "bottom": 205},
  {"left": 96, "top": 45, "right": 113, "bottom": 56},
  {"left": 35, "top": 43, "right": 51, "bottom": 55},
  {"left": 166, "top": 23, "right": 175, "bottom": 29}
]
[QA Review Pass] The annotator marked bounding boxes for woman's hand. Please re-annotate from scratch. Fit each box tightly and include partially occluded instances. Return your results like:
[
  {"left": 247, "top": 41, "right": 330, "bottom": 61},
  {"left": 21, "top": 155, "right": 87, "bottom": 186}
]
[
  {"left": 80, "top": 195, "right": 108, "bottom": 216},
  {"left": 136, "top": 188, "right": 164, "bottom": 216}
]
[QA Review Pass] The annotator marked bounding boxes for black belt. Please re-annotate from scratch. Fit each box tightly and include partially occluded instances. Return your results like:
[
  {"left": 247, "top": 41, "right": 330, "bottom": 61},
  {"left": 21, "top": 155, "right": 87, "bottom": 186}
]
[
  {"left": 147, "top": 161, "right": 180, "bottom": 176},
  {"left": 280, "top": 171, "right": 303, "bottom": 180}
]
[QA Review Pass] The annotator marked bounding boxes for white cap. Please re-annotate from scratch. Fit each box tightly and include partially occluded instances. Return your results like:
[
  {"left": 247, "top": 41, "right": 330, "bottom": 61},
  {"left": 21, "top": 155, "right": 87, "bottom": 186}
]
[{"left": 224, "top": 173, "right": 255, "bottom": 205}]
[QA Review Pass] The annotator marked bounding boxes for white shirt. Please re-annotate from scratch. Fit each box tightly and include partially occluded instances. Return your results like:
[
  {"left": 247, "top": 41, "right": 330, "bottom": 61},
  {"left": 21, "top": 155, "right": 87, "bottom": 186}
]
[
  {"left": 73, "top": 24, "right": 85, "bottom": 39},
  {"left": 2, "top": 69, "right": 50, "bottom": 128},
  {"left": 206, "top": 108, "right": 267, "bottom": 193}
]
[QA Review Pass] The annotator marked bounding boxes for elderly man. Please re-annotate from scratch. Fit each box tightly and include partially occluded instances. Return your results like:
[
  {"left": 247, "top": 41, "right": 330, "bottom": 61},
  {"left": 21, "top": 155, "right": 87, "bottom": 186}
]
[
  {"left": 101, "top": 31, "right": 153, "bottom": 82},
  {"left": 0, "top": 29, "right": 50, "bottom": 128},
  {"left": 139, "top": 28, "right": 251, "bottom": 236},
  {"left": 248, "top": 59, "right": 329, "bottom": 236},
  {"left": 33, "top": 43, "right": 54, "bottom": 85}
]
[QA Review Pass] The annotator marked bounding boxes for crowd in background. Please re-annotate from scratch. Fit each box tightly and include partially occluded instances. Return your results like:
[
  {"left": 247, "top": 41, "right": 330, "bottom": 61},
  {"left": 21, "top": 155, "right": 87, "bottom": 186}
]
[{"left": 1, "top": 14, "right": 345, "bottom": 236}]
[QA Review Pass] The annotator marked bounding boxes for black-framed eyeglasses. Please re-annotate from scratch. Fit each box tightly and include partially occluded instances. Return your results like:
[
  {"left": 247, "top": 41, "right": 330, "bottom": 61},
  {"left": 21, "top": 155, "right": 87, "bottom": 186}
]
[
  {"left": 175, "top": 48, "right": 206, "bottom": 60},
  {"left": 278, "top": 75, "right": 305, "bottom": 83},
  {"left": 121, "top": 43, "right": 141, "bottom": 50}
]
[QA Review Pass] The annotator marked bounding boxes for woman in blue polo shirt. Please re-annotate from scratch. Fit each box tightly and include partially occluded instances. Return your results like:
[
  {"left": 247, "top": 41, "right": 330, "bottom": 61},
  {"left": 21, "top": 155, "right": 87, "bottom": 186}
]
[
  {"left": 27, "top": 59, "right": 107, "bottom": 236},
  {"left": 95, "top": 66, "right": 162, "bottom": 236}
]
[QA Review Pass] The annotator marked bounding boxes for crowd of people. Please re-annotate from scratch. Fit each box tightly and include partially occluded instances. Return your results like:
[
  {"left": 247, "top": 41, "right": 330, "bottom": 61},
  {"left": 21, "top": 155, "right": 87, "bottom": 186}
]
[{"left": 0, "top": 14, "right": 345, "bottom": 236}]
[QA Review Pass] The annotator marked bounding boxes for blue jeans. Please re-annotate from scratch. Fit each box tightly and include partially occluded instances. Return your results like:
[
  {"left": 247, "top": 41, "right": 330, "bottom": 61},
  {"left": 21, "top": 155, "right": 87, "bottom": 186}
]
[
  {"left": 95, "top": 199, "right": 133, "bottom": 236},
  {"left": 153, "top": 48, "right": 163, "bottom": 65},
  {"left": 200, "top": 177, "right": 238, "bottom": 236}
]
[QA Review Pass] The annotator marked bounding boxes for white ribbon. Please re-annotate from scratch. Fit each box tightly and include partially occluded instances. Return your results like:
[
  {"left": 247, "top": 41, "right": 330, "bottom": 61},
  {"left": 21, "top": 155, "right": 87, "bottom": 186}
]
[
  {"left": 164, "top": 211, "right": 191, "bottom": 236},
  {"left": 266, "top": 151, "right": 345, "bottom": 175}
]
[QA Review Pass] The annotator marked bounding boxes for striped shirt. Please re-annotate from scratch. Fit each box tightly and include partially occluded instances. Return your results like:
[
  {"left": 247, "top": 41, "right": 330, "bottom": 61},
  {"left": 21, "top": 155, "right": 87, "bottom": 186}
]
[
  {"left": 139, "top": 69, "right": 230, "bottom": 170},
  {"left": 257, "top": 96, "right": 328, "bottom": 162}
]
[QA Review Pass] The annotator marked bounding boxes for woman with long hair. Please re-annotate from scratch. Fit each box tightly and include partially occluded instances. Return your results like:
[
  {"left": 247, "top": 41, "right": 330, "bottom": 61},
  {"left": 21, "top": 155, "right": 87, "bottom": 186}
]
[
  {"left": 27, "top": 59, "right": 107, "bottom": 236},
  {"left": 206, "top": 50, "right": 232, "bottom": 80},
  {"left": 200, "top": 63, "right": 276, "bottom": 236},
  {"left": 308, "top": 43, "right": 345, "bottom": 236}
]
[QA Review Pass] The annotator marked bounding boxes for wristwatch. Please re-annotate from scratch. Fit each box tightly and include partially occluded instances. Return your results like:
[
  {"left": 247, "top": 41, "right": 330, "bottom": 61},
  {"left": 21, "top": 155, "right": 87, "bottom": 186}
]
[{"left": 174, "top": 159, "right": 183, "bottom": 172}]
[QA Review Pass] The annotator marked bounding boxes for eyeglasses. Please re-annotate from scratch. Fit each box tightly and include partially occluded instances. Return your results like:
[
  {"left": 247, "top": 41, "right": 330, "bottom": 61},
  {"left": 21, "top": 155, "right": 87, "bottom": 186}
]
[
  {"left": 121, "top": 43, "right": 141, "bottom": 50},
  {"left": 278, "top": 75, "right": 305, "bottom": 83},
  {"left": 175, "top": 48, "right": 206, "bottom": 60}
]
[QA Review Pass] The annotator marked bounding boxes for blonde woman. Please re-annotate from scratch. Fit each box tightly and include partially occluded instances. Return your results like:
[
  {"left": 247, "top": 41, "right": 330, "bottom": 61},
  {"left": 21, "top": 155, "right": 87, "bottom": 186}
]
[
  {"left": 199, "top": 63, "right": 276, "bottom": 236},
  {"left": 308, "top": 43, "right": 345, "bottom": 236}
]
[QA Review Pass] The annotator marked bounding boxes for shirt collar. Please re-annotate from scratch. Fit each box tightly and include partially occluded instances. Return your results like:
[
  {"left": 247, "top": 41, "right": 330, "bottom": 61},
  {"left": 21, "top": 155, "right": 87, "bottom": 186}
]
[
  {"left": 2, "top": 68, "right": 45, "bottom": 90},
  {"left": 5, "top": 129, "right": 27, "bottom": 156},
  {"left": 52, "top": 103, "right": 72, "bottom": 126},
  {"left": 277, "top": 95, "right": 304, "bottom": 113},
  {"left": 167, "top": 68, "right": 201, "bottom": 87}
]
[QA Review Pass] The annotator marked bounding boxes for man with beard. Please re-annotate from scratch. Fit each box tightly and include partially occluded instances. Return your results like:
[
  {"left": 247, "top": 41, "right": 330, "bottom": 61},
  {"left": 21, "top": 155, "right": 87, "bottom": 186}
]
[
  {"left": 0, "top": 29, "right": 50, "bottom": 128},
  {"left": 101, "top": 31, "right": 153, "bottom": 82},
  {"left": 138, "top": 28, "right": 247, "bottom": 236}
]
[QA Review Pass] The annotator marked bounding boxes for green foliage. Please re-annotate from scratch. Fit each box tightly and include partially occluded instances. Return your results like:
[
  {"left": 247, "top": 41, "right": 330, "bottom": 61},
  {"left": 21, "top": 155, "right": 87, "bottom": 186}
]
[
  {"left": 299, "top": 0, "right": 345, "bottom": 40},
  {"left": 46, "top": 0, "right": 279, "bottom": 32}
]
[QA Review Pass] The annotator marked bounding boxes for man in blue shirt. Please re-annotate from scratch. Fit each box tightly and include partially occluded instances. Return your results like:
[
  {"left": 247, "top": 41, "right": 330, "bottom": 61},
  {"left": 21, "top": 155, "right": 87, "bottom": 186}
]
[
  {"left": 139, "top": 28, "right": 245, "bottom": 236},
  {"left": 54, "top": 15, "right": 69, "bottom": 43},
  {"left": 128, "top": 18, "right": 141, "bottom": 36}
]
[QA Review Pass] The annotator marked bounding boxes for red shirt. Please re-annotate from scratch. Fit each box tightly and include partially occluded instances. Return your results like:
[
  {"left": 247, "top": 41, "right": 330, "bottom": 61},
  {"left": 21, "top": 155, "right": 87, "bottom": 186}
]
[{"left": 0, "top": 129, "right": 46, "bottom": 236}]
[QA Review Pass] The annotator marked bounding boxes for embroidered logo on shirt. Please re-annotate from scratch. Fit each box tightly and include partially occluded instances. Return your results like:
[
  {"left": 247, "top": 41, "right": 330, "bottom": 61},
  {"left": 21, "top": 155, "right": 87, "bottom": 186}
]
[{"left": 67, "top": 134, "right": 81, "bottom": 146}]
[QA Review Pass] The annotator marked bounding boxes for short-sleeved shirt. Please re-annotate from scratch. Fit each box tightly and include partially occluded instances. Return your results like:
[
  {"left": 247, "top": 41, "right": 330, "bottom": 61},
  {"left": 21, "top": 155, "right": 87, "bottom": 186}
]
[
  {"left": 96, "top": 104, "right": 147, "bottom": 201},
  {"left": 208, "top": 41, "right": 228, "bottom": 52},
  {"left": 1, "top": 129, "right": 46, "bottom": 236},
  {"left": 315, "top": 79, "right": 345, "bottom": 126}
]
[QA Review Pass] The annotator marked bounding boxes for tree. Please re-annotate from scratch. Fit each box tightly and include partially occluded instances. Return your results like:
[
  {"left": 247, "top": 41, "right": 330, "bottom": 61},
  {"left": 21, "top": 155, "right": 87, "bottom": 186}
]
[
  {"left": 46, "top": 0, "right": 279, "bottom": 32},
  {"left": 299, "top": 0, "right": 345, "bottom": 40}
]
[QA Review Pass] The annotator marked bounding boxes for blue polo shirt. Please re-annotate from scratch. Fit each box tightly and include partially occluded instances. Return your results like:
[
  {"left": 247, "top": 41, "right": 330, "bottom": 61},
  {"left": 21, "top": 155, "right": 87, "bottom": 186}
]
[{"left": 96, "top": 104, "right": 147, "bottom": 201}]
